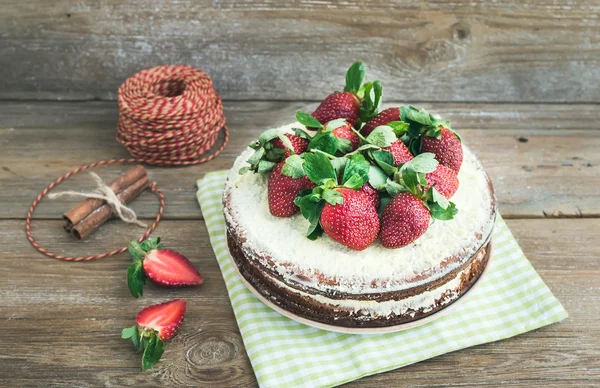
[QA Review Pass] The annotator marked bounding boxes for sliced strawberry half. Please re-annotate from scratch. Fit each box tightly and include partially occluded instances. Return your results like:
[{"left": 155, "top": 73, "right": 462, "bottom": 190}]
[
  {"left": 126, "top": 238, "right": 203, "bottom": 298},
  {"left": 122, "top": 299, "right": 187, "bottom": 370},
  {"left": 136, "top": 299, "right": 187, "bottom": 341},
  {"left": 143, "top": 249, "right": 203, "bottom": 287}
]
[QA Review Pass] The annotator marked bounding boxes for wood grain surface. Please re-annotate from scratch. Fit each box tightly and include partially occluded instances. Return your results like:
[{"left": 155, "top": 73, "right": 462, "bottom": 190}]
[
  {"left": 0, "top": 97, "right": 599, "bottom": 386},
  {"left": 2, "top": 101, "right": 599, "bottom": 220},
  {"left": 0, "top": 218, "right": 598, "bottom": 387},
  {"left": 1, "top": 0, "right": 599, "bottom": 102}
]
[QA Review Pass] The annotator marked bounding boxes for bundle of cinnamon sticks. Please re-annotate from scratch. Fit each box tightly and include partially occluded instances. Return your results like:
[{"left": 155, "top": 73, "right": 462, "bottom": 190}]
[{"left": 64, "top": 166, "right": 149, "bottom": 240}]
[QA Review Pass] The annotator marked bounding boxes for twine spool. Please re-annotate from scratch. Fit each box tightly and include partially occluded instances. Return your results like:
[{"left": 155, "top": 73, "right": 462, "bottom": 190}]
[
  {"left": 117, "top": 65, "right": 228, "bottom": 166},
  {"left": 26, "top": 65, "right": 229, "bottom": 261}
]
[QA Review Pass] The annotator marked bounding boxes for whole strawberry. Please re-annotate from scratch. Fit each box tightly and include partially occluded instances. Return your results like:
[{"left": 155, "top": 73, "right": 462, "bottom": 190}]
[
  {"left": 380, "top": 193, "right": 430, "bottom": 248},
  {"left": 320, "top": 188, "right": 380, "bottom": 251},
  {"left": 271, "top": 133, "right": 309, "bottom": 158},
  {"left": 311, "top": 62, "right": 382, "bottom": 127},
  {"left": 242, "top": 129, "right": 309, "bottom": 174},
  {"left": 126, "top": 238, "right": 203, "bottom": 298},
  {"left": 385, "top": 139, "right": 413, "bottom": 166},
  {"left": 425, "top": 165, "right": 459, "bottom": 198},
  {"left": 313, "top": 91, "right": 361, "bottom": 127},
  {"left": 421, "top": 127, "right": 463, "bottom": 172},
  {"left": 268, "top": 160, "right": 315, "bottom": 217},
  {"left": 122, "top": 299, "right": 186, "bottom": 370},
  {"left": 360, "top": 182, "right": 380, "bottom": 210},
  {"left": 360, "top": 107, "right": 401, "bottom": 137},
  {"left": 328, "top": 119, "right": 361, "bottom": 150}
]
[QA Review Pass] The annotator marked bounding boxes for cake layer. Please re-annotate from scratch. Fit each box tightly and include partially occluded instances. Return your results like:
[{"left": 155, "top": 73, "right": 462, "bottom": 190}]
[
  {"left": 223, "top": 123, "right": 496, "bottom": 296},
  {"left": 228, "top": 230, "right": 491, "bottom": 327}
]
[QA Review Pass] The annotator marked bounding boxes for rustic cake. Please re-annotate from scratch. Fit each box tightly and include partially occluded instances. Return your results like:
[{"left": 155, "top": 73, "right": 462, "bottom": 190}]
[
  {"left": 224, "top": 121, "right": 496, "bottom": 328},
  {"left": 222, "top": 63, "right": 496, "bottom": 328}
]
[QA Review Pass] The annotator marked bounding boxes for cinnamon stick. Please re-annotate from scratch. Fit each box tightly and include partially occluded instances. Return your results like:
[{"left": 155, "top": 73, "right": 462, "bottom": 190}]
[
  {"left": 63, "top": 165, "right": 147, "bottom": 228},
  {"left": 71, "top": 175, "right": 150, "bottom": 240}
]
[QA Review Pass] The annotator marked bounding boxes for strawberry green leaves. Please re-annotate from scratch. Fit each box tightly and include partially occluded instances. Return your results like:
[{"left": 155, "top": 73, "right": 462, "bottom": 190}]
[
  {"left": 344, "top": 62, "right": 366, "bottom": 94},
  {"left": 295, "top": 152, "right": 371, "bottom": 240},
  {"left": 359, "top": 80, "right": 383, "bottom": 123},
  {"left": 341, "top": 154, "right": 370, "bottom": 190},
  {"left": 296, "top": 110, "right": 323, "bottom": 129},
  {"left": 281, "top": 155, "right": 306, "bottom": 179},
  {"left": 122, "top": 323, "right": 165, "bottom": 371},
  {"left": 127, "top": 238, "right": 163, "bottom": 298},
  {"left": 142, "top": 335, "right": 165, "bottom": 371},
  {"left": 383, "top": 153, "right": 459, "bottom": 221},
  {"left": 303, "top": 152, "right": 337, "bottom": 184},
  {"left": 242, "top": 129, "right": 296, "bottom": 174},
  {"left": 365, "top": 125, "right": 396, "bottom": 148}
]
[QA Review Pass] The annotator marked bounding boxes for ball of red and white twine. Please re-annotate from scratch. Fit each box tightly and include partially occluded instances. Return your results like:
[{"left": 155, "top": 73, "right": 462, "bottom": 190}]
[{"left": 26, "top": 65, "right": 229, "bottom": 261}]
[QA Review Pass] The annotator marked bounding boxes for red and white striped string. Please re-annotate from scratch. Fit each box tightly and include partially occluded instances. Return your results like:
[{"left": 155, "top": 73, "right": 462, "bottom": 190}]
[{"left": 26, "top": 65, "right": 229, "bottom": 261}]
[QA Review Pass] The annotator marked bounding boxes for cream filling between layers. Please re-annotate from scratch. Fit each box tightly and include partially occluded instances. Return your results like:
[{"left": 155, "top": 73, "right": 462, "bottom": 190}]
[
  {"left": 224, "top": 122, "right": 495, "bottom": 295},
  {"left": 269, "top": 261, "right": 464, "bottom": 319}
]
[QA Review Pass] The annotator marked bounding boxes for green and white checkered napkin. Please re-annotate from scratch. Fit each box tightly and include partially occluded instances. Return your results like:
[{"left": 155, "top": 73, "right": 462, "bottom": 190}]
[{"left": 196, "top": 171, "right": 568, "bottom": 388}]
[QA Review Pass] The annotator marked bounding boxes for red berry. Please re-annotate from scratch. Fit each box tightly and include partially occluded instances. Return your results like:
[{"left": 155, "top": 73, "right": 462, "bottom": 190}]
[
  {"left": 143, "top": 249, "right": 203, "bottom": 287},
  {"left": 136, "top": 299, "right": 187, "bottom": 341},
  {"left": 320, "top": 188, "right": 380, "bottom": 251},
  {"left": 425, "top": 165, "right": 459, "bottom": 198},
  {"left": 312, "top": 92, "right": 361, "bottom": 127},
  {"left": 384, "top": 139, "right": 413, "bottom": 166},
  {"left": 380, "top": 193, "right": 430, "bottom": 248},
  {"left": 421, "top": 128, "right": 463, "bottom": 172},
  {"left": 271, "top": 134, "right": 309, "bottom": 158},
  {"left": 360, "top": 107, "right": 400, "bottom": 137},
  {"left": 330, "top": 121, "right": 361, "bottom": 150},
  {"left": 268, "top": 161, "right": 315, "bottom": 217},
  {"left": 360, "top": 183, "right": 380, "bottom": 210}
]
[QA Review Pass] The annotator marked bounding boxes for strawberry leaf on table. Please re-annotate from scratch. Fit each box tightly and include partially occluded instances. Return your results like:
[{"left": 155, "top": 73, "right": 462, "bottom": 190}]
[
  {"left": 344, "top": 62, "right": 366, "bottom": 94},
  {"left": 142, "top": 336, "right": 165, "bottom": 371},
  {"left": 127, "top": 259, "right": 146, "bottom": 298}
]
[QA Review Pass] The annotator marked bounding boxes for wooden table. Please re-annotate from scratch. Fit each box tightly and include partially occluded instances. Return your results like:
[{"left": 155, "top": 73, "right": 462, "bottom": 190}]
[{"left": 1, "top": 1, "right": 599, "bottom": 387}]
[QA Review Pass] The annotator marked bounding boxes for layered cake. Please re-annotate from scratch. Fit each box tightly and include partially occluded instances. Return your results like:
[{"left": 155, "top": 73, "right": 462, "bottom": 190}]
[{"left": 223, "top": 63, "right": 496, "bottom": 328}]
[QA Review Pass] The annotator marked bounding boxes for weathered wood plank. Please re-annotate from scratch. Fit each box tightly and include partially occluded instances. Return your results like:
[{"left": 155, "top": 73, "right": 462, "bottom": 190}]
[
  {"left": 1, "top": 101, "right": 599, "bottom": 220},
  {"left": 1, "top": 1, "right": 599, "bottom": 102},
  {"left": 0, "top": 218, "right": 598, "bottom": 387}
]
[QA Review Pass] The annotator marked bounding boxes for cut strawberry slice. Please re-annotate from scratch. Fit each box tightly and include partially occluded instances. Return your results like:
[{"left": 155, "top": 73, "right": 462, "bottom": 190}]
[
  {"left": 143, "top": 249, "right": 203, "bottom": 287},
  {"left": 126, "top": 238, "right": 203, "bottom": 298},
  {"left": 122, "top": 299, "right": 186, "bottom": 370},
  {"left": 136, "top": 299, "right": 187, "bottom": 341}
]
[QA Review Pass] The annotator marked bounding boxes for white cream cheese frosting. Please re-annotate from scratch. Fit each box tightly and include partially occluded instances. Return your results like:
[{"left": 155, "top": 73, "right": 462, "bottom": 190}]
[{"left": 223, "top": 123, "right": 495, "bottom": 295}]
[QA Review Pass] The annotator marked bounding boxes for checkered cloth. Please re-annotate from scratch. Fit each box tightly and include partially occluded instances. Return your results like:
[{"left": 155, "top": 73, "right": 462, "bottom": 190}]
[{"left": 197, "top": 171, "right": 567, "bottom": 388}]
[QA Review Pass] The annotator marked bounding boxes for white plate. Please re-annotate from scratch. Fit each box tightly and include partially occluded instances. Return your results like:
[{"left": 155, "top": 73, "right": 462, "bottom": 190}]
[{"left": 227, "top": 237, "right": 493, "bottom": 334}]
